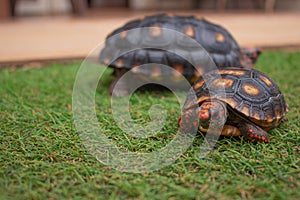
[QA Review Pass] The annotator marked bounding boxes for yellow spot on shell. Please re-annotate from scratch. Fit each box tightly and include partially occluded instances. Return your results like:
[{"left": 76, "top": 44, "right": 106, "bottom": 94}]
[
  {"left": 184, "top": 26, "right": 195, "bottom": 38},
  {"left": 116, "top": 59, "right": 123, "bottom": 68},
  {"left": 259, "top": 75, "right": 273, "bottom": 87},
  {"left": 240, "top": 106, "right": 250, "bottom": 116},
  {"left": 252, "top": 110, "right": 261, "bottom": 120},
  {"left": 220, "top": 69, "right": 246, "bottom": 76},
  {"left": 215, "top": 33, "right": 225, "bottom": 42},
  {"left": 193, "top": 80, "right": 205, "bottom": 90},
  {"left": 243, "top": 83, "right": 260, "bottom": 96},
  {"left": 150, "top": 25, "right": 162, "bottom": 37},
  {"left": 119, "top": 31, "right": 127, "bottom": 39},
  {"left": 212, "top": 78, "right": 234, "bottom": 88}
]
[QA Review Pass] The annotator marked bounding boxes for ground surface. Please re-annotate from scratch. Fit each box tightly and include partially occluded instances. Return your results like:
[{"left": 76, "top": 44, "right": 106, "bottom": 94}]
[
  {"left": 0, "top": 51, "right": 299, "bottom": 199},
  {"left": 0, "top": 10, "right": 300, "bottom": 63}
]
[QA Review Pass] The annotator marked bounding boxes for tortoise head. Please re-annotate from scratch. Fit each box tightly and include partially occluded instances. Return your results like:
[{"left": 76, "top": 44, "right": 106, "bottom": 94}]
[
  {"left": 198, "top": 100, "right": 228, "bottom": 132},
  {"left": 241, "top": 47, "right": 262, "bottom": 65},
  {"left": 178, "top": 100, "right": 228, "bottom": 134}
]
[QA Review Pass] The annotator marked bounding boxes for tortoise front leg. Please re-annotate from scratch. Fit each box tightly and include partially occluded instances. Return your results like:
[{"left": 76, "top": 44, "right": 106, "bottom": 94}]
[
  {"left": 238, "top": 122, "right": 270, "bottom": 143},
  {"left": 178, "top": 100, "right": 228, "bottom": 135}
]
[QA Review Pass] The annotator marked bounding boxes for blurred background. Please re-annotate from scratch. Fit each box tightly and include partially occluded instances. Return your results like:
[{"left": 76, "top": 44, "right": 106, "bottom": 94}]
[{"left": 0, "top": 0, "right": 300, "bottom": 65}]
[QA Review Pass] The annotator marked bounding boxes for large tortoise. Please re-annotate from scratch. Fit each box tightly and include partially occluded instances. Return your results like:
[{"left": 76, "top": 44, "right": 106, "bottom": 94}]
[
  {"left": 178, "top": 68, "right": 288, "bottom": 143},
  {"left": 99, "top": 13, "right": 261, "bottom": 95}
]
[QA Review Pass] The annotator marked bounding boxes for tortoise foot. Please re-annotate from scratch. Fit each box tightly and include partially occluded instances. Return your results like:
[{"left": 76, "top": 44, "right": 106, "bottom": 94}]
[
  {"left": 239, "top": 123, "right": 270, "bottom": 143},
  {"left": 247, "top": 129, "right": 270, "bottom": 143}
]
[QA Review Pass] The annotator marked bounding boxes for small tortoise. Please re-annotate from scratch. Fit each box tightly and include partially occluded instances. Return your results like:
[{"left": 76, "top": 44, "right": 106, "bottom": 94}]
[
  {"left": 178, "top": 68, "right": 288, "bottom": 143},
  {"left": 99, "top": 13, "right": 261, "bottom": 95}
]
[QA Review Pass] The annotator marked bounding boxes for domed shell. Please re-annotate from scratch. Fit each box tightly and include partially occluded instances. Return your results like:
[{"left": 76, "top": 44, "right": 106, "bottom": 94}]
[
  {"left": 99, "top": 14, "right": 253, "bottom": 77},
  {"left": 184, "top": 68, "right": 288, "bottom": 129}
]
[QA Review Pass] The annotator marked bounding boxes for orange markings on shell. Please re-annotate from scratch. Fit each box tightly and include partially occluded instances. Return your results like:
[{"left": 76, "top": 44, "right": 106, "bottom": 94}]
[
  {"left": 193, "top": 80, "right": 205, "bottom": 90},
  {"left": 252, "top": 110, "right": 261, "bottom": 121},
  {"left": 215, "top": 33, "right": 225, "bottom": 42},
  {"left": 212, "top": 78, "right": 234, "bottom": 89},
  {"left": 242, "top": 83, "right": 261, "bottom": 96},
  {"left": 116, "top": 59, "right": 123, "bottom": 68},
  {"left": 119, "top": 31, "right": 127, "bottom": 39},
  {"left": 240, "top": 106, "right": 250, "bottom": 117},
  {"left": 150, "top": 25, "right": 162, "bottom": 37},
  {"left": 259, "top": 75, "right": 273, "bottom": 87},
  {"left": 220, "top": 69, "right": 245, "bottom": 76},
  {"left": 184, "top": 26, "right": 195, "bottom": 38}
]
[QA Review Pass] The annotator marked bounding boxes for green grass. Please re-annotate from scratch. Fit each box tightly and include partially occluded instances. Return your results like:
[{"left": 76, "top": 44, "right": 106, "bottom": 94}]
[{"left": 0, "top": 51, "right": 299, "bottom": 199}]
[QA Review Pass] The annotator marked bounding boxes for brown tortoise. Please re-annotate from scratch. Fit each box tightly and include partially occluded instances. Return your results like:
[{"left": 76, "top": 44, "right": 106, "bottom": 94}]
[
  {"left": 99, "top": 13, "right": 261, "bottom": 95},
  {"left": 178, "top": 68, "right": 288, "bottom": 143}
]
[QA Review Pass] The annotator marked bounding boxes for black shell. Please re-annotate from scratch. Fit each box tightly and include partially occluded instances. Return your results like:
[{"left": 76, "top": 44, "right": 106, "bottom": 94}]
[
  {"left": 184, "top": 68, "right": 288, "bottom": 129},
  {"left": 99, "top": 14, "right": 252, "bottom": 77}
]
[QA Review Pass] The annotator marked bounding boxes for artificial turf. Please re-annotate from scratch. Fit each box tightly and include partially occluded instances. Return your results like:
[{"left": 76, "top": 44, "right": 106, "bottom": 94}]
[{"left": 0, "top": 51, "right": 299, "bottom": 199}]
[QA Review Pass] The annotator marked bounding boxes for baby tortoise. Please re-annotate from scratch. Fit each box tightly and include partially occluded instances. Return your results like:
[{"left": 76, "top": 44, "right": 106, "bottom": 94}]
[{"left": 178, "top": 68, "right": 288, "bottom": 143}]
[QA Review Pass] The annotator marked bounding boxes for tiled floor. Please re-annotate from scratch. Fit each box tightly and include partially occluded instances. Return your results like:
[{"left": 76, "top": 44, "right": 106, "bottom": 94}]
[{"left": 1, "top": 9, "right": 300, "bottom": 64}]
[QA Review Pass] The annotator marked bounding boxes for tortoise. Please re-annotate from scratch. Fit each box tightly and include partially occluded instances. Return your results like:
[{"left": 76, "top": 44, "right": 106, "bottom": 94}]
[
  {"left": 99, "top": 13, "right": 261, "bottom": 95},
  {"left": 178, "top": 68, "right": 288, "bottom": 143}
]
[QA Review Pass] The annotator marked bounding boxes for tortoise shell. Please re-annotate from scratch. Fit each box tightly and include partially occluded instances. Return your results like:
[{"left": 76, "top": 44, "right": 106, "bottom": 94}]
[
  {"left": 183, "top": 68, "right": 288, "bottom": 130},
  {"left": 99, "top": 14, "right": 255, "bottom": 80}
]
